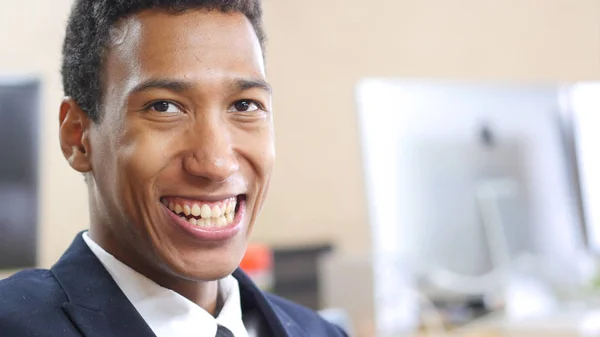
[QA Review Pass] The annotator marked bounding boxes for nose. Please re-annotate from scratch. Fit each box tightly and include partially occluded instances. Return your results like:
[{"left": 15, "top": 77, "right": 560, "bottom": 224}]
[{"left": 182, "top": 116, "right": 239, "bottom": 183}]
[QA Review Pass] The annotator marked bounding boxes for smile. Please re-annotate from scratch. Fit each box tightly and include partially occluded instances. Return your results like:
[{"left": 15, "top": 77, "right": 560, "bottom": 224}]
[{"left": 160, "top": 196, "right": 240, "bottom": 228}]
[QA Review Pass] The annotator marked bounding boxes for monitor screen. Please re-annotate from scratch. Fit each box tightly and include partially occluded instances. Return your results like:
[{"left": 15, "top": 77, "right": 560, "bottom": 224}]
[{"left": 0, "top": 77, "right": 40, "bottom": 269}]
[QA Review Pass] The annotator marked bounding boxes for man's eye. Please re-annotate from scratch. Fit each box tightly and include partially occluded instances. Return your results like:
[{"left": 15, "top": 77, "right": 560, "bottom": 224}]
[
  {"left": 229, "top": 100, "right": 260, "bottom": 113},
  {"left": 148, "top": 101, "right": 181, "bottom": 113}
]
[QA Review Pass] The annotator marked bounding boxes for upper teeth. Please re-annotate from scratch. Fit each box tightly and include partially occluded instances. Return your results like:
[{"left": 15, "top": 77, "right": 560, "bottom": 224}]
[
  {"left": 165, "top": 197, "right": 237, "bottom": 220},
  {"left": 191, "top": 204, "right": 201, "bottom": 217},
  {"left": 201, "top": 204, "right": 212, "bottom": 218}
]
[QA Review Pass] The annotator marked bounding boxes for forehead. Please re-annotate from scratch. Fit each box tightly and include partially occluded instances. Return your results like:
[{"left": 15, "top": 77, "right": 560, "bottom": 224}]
[{"left": 104, "top": 9, "right": 265, "bottom": 94}]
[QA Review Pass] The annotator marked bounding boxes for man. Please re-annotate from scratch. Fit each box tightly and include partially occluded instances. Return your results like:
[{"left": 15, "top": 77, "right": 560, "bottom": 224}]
[{"left": 0, "top": 1, "right": 347, "bottom": 336}]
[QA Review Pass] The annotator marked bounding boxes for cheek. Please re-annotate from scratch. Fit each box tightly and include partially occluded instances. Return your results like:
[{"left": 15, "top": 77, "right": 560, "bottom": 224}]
[
  {"left": 119, "top": 127, "right": 176, "bottom": 186},
  {"left": 241, "top": 127, "right": 275, "bottom": 181},
  {"left": 238, "top": 127, "right": 275, "bottom": 215},
  {"left": 262, "top": 130, "right": 276, "bottom": 178},
  {"left": 123, "top": 142, "right": 165, "bottom": 178},
  {"left": 89, "top": 126, "right": 119, "bottom": 186},
  {"left": 261, "top": 144, "right": 276, "bottom": 179}
]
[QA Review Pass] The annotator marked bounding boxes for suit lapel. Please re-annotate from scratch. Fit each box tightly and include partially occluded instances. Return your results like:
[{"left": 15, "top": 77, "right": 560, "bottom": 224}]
[
  {"left": 51, "top": 234, "right": 308, "bottom": 337},
  {"left": 234, "top": 269, "right": 307, "bottom": 337},
  {"left": 51, "top": 233, "right": 156, "bottom": 337}
]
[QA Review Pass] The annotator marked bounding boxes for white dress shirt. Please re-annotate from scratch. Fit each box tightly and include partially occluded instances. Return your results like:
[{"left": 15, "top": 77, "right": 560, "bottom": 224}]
[{"left": 82, "top": 232, "right": 249, "bottom": 337}]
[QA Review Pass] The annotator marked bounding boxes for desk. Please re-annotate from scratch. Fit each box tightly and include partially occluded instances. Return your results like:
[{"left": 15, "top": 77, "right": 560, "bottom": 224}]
[
  {"left": 369, "top": 309, "right": 600, "bottom": 337},
  {"left": 448, "top": 308, "right": 600, "bottom": 337}
]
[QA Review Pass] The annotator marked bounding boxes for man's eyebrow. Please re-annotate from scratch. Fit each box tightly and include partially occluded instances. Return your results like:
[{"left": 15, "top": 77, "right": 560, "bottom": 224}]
[
  {"left": 129, "top": 79, "right": 194, "bottom": 95},
  {"left": 128, "top": 77, "right": 272, "bottom": 95},
  {"left": 231, "top": 78, "right": 272, "bottom": 94}
]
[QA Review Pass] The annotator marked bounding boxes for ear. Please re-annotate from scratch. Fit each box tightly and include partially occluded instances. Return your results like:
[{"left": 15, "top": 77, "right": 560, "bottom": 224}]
[{"left": 59, "top": 98, "right": 93, "bottom": 173}]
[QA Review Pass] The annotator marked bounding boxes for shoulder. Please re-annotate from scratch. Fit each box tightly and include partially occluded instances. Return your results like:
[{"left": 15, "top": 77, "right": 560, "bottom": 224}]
[
  {"left": 264, "top": 292, "right": 348, "bottom": 337},
  {"left": 0, "top": 268, "right": 65, "bottom": 305},
  {"left": 0, "top": 269, "right": 68, "bottom": 332}
]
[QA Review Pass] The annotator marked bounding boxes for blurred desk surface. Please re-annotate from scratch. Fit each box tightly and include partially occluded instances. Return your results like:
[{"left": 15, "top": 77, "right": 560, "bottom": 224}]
[
  {"left": 411, "top": 333, "right": 580, "bottom": 337},
  {"left": 441, "top": 308, "right": 600, "bottom": 337},
  {"left": 370, "top": 309, "right": 600, "bottom": 337}
]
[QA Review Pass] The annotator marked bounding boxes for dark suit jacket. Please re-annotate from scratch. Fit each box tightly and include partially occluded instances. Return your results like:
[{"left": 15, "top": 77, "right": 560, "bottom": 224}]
[{"left": 0, "top": 234, "right": 347, "bottom": 337}]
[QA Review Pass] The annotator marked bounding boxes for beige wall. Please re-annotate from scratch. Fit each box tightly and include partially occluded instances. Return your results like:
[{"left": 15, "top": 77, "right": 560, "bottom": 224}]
[
  {"left": 0, "top": 1, "right": 83, "bottom": 268},
  {"left": 256, "top": 0, "right": 600, "bottom": 255},
  {"left": 1, "top": 0, "right": 599, "bottom": 268}
]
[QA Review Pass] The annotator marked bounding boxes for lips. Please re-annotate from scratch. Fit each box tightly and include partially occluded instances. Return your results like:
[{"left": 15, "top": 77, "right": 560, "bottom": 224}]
[{"left": 160, "top": 195, "right": 246, "bottom": 242}]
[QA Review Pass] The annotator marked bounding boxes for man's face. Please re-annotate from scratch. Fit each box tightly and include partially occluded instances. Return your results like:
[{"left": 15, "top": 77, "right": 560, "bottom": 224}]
[{"left": 83, "top": 9, "right": 274, "bottom": 281}]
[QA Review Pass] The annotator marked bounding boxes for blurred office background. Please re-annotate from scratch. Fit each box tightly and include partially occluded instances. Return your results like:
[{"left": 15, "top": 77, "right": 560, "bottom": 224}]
[{"left": 2, "top": 1, "right": 600, "bottom": 336}]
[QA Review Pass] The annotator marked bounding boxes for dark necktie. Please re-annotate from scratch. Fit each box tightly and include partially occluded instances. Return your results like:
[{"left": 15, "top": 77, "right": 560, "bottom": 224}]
[{"left": 216, "top": 325, "right": 235, "bottom": 337}]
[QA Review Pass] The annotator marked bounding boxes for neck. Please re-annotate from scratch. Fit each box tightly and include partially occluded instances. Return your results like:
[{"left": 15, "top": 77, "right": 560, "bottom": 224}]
[
  {"left": 153, "top": 272, "right": 221, "bottom": 316},
  {"left": 88, "top": 227, "right": 221, "bottom": 316}
]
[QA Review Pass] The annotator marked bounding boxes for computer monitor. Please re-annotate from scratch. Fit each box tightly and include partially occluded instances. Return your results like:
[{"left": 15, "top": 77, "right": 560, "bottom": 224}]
[
  {"left": 356, "top": 79, "right": 584, "bottom": 279},
  {"left": 567, "top": 83, "right": 600, "bottom": 253},
  {"left": 0, "top": 76, "right": 40, "bottom": 269}
]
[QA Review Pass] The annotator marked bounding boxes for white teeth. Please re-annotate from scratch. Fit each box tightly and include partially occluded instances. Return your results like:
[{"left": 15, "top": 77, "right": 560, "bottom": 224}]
[
  {"left": 179, "top": 216, "right": 186, "bottom": 221},
  {"left": 200, "top": 204, "right": 212, "bottom": 219},
  {"left": 212, "top": 205, "right": 222, "bottom": 218},
  {"left": 191, "top": 204, "right": 201, "bottom": 217},
  {"left": 183, "top": 204, "right": 191, "bottom": 216},
  {"left": 168, "top": 198, "right": 238, "bottom": 224}
]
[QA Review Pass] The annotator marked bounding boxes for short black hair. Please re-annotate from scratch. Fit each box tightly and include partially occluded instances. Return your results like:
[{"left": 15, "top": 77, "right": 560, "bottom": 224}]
[{"left": 61, "top": 0, "right": 265, "bottom": 122}]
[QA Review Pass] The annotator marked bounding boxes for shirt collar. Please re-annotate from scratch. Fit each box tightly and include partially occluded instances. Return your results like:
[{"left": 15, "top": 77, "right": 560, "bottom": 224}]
[{"left": 82, "top": 232, "right": 248, "bottom": 337}]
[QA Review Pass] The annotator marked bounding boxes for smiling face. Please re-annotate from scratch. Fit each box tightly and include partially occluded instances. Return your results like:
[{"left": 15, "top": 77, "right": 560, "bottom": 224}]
[{"left": 60, "top": 9, "right": 274, "bottom": 282}]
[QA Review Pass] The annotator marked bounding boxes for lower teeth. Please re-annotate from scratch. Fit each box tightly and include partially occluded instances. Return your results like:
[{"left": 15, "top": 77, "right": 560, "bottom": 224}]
[{"left": 177, "top": 212, "right": 234, "bottom": 227}]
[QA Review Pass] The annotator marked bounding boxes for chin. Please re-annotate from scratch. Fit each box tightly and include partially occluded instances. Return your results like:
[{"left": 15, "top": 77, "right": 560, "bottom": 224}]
[{"left": 156, "top": 238, "right": 248, "bottom": 282}]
